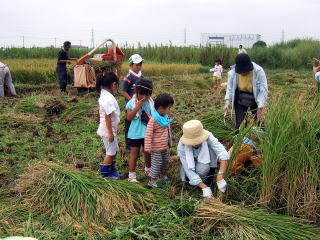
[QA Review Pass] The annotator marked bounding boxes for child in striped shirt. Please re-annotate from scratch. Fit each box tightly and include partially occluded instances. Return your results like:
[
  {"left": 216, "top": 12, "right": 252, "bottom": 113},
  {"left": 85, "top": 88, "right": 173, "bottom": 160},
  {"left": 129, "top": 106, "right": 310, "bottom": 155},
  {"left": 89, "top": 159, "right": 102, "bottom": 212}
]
[{"left": 145, "top": 93, "right": 174, "bottom": 188}]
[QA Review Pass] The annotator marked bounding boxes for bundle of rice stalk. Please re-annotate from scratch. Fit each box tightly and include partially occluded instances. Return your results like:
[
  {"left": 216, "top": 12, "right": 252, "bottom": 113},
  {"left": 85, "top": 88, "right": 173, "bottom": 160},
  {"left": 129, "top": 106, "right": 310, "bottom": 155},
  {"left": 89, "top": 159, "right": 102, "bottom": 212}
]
[
  {"left": 40, "top": 98, "right": 66, "bottom": 116},
  {"left": 13, "top": 163, "right": 156, "bottom": 238},
  {"left": 196, "top": 199, "right": 320, "bottom": 240},
  {"left": 60, "top": 103, "right": 98, "bottom": 122}
]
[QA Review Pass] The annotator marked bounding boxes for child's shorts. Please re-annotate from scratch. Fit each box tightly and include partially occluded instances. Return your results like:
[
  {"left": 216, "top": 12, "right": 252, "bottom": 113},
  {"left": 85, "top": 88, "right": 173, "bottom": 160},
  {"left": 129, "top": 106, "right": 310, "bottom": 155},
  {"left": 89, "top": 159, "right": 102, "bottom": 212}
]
[
  {"left": 128, "top": 138, "right": 144, "bottom": 148},
  {"left": 102, "top": 136, "right": 119, "bottom": 156}
]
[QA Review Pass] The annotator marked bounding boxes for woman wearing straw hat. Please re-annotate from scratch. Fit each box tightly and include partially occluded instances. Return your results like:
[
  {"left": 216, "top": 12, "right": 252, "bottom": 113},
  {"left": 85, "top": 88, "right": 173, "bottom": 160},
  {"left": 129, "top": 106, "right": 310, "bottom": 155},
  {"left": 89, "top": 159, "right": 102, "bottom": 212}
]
[{"left": 178, "top": 120, "right": 230, "bottom": 198}]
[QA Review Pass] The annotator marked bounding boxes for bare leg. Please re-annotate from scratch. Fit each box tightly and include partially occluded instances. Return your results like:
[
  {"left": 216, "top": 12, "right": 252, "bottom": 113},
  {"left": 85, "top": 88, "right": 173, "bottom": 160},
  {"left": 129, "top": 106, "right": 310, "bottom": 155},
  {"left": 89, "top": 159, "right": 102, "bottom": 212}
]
[
  {"left": 143, "top": 150, "right": 151, "bottom": 169},
  {"left": 128, "top": 147, "right": 140, "bottom": 172},
  {"left": 102, "top": 155, "right": 115, "bottom": 165}
]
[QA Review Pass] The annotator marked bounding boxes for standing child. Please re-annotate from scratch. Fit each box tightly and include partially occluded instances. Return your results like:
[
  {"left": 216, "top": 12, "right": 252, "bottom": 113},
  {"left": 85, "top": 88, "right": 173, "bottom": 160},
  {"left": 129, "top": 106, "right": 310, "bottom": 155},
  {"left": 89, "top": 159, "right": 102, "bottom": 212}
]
[
  {"left": 120, "top": 54, "right": 145, "bottom": 151},
  {"left": 97, "top": 72, "right": 123, "bottom": 179},
  {"left": 126, "top": 79, "right": 154, "bottom": 182},
  {"left": 145, "top": 93, "right": 174, "bottom": 188},
  {"left": 313, "top": 64, "right": 320, "bottom": 93},
  {"left": 210, "top": 59, "right": 223, "bottom": 93}
]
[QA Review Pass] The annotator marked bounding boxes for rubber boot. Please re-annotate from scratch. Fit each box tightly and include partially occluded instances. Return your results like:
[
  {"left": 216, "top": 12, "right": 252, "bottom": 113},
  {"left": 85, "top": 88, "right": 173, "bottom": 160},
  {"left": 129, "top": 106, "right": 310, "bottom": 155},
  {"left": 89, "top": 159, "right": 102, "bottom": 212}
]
[
  {"left": 100, "top": 164, "right": 120, "bottom": 179},
  {"left": 110, "top": 162, "right": 124, "bottom": 179}
]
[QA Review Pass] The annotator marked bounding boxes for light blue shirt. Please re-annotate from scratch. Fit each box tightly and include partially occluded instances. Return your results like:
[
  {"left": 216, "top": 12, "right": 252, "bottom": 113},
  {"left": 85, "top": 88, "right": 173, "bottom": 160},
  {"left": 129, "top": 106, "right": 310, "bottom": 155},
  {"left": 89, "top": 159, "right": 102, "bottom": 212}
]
[
  {"left": 126, "top": 99, "right": 151, "bottom": 139},
  {"left": 315, "top": 72, "right": 320, "bottom": 83},
  {"left": 225, "top": 62, "right": 268, "bottom": 109}
]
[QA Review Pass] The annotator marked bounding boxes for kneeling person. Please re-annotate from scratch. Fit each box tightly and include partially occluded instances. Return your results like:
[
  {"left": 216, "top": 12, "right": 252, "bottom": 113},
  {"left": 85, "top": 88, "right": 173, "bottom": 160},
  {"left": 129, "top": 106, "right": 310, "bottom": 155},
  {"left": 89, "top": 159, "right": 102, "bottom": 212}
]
[{"left": 178, "top": 120, "right": 230, "bottom": 198}]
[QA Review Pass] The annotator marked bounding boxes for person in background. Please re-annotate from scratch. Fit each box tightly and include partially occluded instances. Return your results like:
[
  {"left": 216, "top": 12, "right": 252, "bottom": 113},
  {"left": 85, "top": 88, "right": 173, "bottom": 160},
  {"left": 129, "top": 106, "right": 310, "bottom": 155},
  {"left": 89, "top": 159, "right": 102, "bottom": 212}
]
[
  {"left": 126, "top": 79, "right": 153, "bottom": 183},
  {"left": 56, "top": 41, "right": 77, "bottom": 92},
  {"left": 145, "top": 93, "right": 174, "bottom": 188},
  {"left": 313, "top": 64, "right": 320, "bottom": 93},
  {"left": 224, "top": 53, "right": 268, "bottom": 133},
  {"left": 238, "top": 45, "right": 247, "bottom": 54},
  {"left": 120, "top": 54, "right": 145, "bottom": 152},
  {"left": 210, "top": 58, "right": 223, "bottom": 93},
  {"left": 178, "top": 120, "right": 230, "bottom": 198},
  {"left": 0, "top": 62, "right": 16, "bottom": 97},
  {"left": 96, "top": 72, "right": 123, "bottom": 179}
]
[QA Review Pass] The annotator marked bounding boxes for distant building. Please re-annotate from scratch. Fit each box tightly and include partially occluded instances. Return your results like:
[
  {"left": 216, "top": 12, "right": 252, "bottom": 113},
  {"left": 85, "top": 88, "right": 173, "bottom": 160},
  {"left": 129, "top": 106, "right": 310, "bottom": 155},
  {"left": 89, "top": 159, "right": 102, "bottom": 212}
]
[{"left": 201, "top": 33, "right": 261, "bottom": 48}]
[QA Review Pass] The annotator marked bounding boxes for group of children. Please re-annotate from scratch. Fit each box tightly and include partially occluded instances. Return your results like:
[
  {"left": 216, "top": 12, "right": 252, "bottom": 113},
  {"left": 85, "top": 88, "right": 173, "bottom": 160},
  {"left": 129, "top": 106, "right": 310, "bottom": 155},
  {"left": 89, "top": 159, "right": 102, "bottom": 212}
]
[{"left": 97, "top": 54, "right": 174, "bottom": 188}]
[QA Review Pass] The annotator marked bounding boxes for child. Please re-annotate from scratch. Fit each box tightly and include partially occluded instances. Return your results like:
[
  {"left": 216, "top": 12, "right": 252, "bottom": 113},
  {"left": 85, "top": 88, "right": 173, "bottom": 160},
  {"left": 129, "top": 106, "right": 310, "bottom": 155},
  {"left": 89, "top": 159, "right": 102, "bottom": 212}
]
[
  {"left": 210, "top": 59, "right": 223, "bottom": 92},
  {"left": 145, "top": 93, "right": 174, "bottom": 188},
  {"left": 120, "top": 54, "right": 145, "bottom": 151},
  {"left": 96, "top": 72, "right": 123, "bottom": 179},
  {"left": 126, "top": 79, "right": 154, "bottom": 182}
]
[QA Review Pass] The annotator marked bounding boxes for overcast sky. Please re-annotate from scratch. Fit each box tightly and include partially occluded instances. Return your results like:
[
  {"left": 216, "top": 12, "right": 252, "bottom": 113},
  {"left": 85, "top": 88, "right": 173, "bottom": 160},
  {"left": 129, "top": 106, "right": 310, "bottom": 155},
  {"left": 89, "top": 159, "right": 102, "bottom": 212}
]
[{"left": 1, "top": 0, "right": 319, "bottom": 48}]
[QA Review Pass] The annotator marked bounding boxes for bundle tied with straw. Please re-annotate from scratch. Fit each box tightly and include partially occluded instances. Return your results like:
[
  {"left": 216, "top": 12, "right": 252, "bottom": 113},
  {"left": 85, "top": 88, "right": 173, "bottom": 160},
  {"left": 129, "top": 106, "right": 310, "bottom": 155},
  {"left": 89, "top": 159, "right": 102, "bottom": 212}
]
[
  {"left": 13, "top": 163, "right": 156, "bottom": 239},
  {"left": 196, "top": 199, "right": 320, "bottom": 240}
]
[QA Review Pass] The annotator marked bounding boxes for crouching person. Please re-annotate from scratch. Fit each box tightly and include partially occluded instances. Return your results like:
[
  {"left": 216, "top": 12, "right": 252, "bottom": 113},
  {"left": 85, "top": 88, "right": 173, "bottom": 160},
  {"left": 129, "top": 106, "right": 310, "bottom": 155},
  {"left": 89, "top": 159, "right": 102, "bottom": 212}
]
[{"left": 178, "top": 120, "right": 230, "bottom": 198}]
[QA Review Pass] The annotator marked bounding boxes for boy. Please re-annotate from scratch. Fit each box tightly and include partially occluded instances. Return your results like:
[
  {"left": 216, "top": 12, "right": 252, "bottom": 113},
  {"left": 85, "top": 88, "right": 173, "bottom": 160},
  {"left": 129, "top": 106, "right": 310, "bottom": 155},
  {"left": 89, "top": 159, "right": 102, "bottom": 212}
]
[
  {"left": 145, "top": 93, "right": 174, "bottom": 188},
  {"left": 210, "top": 59, "right": 223, "bottom": 92},
  {"left": 120, "top": 54, "right": 145, "bottom": 151},
  {"left": 56, "top": 41, "right": 77, "bottom": 92}
]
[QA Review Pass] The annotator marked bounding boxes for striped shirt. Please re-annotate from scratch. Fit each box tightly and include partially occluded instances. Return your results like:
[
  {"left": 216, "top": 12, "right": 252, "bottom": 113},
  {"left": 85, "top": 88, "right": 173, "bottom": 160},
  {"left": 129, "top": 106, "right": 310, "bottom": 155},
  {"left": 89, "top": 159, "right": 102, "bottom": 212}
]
[{"left": 144, "top": 117, "right": 171, "bottom": 152}]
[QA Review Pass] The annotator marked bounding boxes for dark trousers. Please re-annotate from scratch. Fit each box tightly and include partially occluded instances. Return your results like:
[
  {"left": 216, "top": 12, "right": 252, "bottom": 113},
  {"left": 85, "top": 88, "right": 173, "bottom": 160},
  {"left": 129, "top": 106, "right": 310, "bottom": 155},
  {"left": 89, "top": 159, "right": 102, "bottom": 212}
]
[
  {"left": 234, "top": 89, "right": 257, "bottom": 131},
  {"left": 56, "top": 66, "right": 68, "bottom": 92}
]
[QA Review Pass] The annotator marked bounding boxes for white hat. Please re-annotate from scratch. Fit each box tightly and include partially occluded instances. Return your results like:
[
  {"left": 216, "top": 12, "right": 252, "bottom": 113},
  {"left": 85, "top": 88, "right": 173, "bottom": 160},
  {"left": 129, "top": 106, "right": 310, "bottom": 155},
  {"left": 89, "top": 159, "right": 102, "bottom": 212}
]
[
  {"left": 128, "top": 54, "right": 144, "bottom": 64},
  {"left": 181, "top": 120, "right": 209, "bottom": 146}
]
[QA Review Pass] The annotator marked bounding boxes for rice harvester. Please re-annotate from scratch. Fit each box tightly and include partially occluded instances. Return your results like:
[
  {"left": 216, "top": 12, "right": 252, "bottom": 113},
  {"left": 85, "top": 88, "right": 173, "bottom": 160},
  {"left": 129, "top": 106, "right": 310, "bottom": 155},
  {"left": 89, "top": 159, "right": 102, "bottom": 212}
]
[{"left": 73, "top": 38, "right": 124, "bottom": 88}]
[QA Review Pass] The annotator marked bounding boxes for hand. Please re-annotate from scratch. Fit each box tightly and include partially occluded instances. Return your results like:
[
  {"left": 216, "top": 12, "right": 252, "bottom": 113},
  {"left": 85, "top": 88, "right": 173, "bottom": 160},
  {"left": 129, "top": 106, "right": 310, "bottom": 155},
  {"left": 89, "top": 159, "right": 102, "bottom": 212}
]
[
  {"left": 108, "top": 134, "right": 114, "bottom": 143},
  {"left": 202, "top": 187, "right": 213, "bottom": 198},
  {"left": 257, "top": 108, "right": 264, "bottom": 120},
  {"left": 67, "top": 60, "right": 72, "bottom": 64},
  {"left": 217, "top": 179, "right": 227, "bottom": 193},
  {"left": 224, "top": 100, "right": 230, "bottom": 111},
  {"left": 135, "top": 97, "right": 146, "bottom": 109}
]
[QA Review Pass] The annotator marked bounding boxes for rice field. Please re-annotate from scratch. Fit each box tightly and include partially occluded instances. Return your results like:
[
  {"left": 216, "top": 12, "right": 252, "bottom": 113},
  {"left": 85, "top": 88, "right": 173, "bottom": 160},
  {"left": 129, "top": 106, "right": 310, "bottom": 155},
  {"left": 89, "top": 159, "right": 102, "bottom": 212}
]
[{"left": 0, "top": 58, "right": 319, "bottom": 239}]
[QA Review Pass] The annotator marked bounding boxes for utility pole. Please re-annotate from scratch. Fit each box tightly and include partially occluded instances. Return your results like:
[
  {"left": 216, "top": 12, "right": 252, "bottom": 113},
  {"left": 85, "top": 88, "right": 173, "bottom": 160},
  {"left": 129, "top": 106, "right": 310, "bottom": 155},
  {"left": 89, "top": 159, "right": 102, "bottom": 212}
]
[
  {"left": 90, "top": 28, "right": 95, "bottom": 48},
  {"left": 281, "top": 30, "right": 285, "bottom": 42},
  {"left": 54, "top": 37, "right": 57, "bottom": 48},
  {"left": 79, "top": 40, "right": 82, "bottom": 47},
  {"left": 22, "top": 36, "right": 25, "bottom": 48},
  {"left": 184, "top": 28, "right": 187, "bottom": 45}
]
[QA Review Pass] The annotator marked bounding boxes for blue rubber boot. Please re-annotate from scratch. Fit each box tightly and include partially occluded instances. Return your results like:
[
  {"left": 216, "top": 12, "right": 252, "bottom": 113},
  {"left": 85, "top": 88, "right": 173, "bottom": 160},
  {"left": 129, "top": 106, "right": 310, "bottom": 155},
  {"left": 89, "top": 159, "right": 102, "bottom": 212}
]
[
  {"left": 110, "top": 162, "right": 124, "bottom": 179},
  {"left": 100, "top": 165, "right": 120, "bottom": 179}
]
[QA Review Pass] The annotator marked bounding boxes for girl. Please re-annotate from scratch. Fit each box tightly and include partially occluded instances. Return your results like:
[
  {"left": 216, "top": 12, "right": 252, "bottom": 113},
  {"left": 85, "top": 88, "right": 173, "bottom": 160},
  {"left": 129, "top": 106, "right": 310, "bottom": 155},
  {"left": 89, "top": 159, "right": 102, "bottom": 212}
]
[
  {"left": 210, "top": 59, "right": 223, "bottom": 93},
  {"left": 126, "top": 79, "right": 154, "bottom": 182},
  {"left": 97, "top": 72, "right": 123, "bottom": 179}
]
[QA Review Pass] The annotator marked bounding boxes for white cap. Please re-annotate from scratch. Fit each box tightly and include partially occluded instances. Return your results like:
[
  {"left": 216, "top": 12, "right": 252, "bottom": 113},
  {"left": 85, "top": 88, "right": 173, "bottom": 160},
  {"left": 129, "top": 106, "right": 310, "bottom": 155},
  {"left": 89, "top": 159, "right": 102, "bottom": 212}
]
[{"left": 128, "top": 54, "right": 144, "bottom": 64}]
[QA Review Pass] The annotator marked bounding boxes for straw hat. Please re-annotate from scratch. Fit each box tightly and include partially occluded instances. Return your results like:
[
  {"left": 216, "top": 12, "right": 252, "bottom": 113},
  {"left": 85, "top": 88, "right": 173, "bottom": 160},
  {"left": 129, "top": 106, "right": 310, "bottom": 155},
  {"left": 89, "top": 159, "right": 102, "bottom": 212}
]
[{"left": 181, "top": 120, "right": 209, "bottom": 146}]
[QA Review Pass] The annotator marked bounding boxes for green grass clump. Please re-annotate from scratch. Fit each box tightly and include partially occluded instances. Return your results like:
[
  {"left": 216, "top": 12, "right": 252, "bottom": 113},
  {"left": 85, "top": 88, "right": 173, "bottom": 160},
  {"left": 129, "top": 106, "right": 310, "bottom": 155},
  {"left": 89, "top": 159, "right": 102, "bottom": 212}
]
[{"left": 13, "top": 163, "right": 157, "bottom": 239}]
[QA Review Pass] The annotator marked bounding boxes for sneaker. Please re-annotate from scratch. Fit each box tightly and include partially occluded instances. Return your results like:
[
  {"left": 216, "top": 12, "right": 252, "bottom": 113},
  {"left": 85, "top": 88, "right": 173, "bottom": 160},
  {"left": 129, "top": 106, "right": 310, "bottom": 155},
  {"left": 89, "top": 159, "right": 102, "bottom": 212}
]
[
  {"left": 148, "top": 180, "right": 158, "bottom": 188},
  {"left": 159, "top": 176, "right": 170, "bottom": 184},
  {"left": 128, "top": 178, "right": 140, "bottom": 183}
]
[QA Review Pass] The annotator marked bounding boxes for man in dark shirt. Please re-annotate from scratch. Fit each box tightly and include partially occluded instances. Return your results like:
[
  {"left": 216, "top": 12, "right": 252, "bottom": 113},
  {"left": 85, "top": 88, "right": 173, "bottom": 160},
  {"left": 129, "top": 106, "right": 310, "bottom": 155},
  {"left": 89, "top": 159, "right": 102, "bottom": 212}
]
[{"left": 56, "top": 41, "right": 77, "bottom": 92}]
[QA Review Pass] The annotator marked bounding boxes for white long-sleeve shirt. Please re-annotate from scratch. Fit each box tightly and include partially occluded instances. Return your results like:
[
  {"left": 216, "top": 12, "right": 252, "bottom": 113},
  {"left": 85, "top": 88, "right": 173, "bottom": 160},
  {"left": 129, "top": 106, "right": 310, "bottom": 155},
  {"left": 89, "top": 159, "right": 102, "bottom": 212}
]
[{"left": 209, "top": 64, "right": 223, "bottom": 78}]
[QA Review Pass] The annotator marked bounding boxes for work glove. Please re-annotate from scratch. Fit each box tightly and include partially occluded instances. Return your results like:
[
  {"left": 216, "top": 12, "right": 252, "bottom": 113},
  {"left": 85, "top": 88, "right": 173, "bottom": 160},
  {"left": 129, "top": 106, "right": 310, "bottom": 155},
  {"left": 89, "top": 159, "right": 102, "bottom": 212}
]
[
  {"left": 224, "top": 100, "right": 230, "bottom": 111},
  {"left": 202, "top": 187, "right": 213, "bottom": 198},
  {"left": 217, "top": 179, "right": 227, "bottom": 193}
]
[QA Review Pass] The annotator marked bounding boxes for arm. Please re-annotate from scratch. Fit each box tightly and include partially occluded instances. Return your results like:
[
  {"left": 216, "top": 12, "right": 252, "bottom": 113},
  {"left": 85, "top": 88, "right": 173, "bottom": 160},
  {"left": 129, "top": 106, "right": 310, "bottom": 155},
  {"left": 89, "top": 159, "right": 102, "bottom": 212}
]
[
  {"left": 57, "top": 59, "right": 71, "bottom": 63},
  {"left": 256, "top": 69, "right": 268, "bottom": 108},
  {"left": 144, "top": 119, "right": 154, "bottom": 152},
  {"left": 225, "top": 71, "right": 234, "bottom": 101},
  {"left": 105, "top": 114, "right": 114, "bottom": 142},
  {"left": 126, "top": 98, "right": 145, "bottom": 120},
  {"left": 120, "top": 90, "right": 132, "bottom": 101}
]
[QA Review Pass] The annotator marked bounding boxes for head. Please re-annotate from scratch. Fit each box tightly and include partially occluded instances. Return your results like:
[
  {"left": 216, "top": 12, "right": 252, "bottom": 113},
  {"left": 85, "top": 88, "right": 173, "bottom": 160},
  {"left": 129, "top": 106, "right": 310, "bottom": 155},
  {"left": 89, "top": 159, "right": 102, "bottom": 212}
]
[
  {"left": 96, "top": 71, "right": 119, "bottom": 94},
  {"left": 215, "top": 58, "right": 222, "bottom": 65},
  {"left": 239, "top": 44, "right": 243, "bottom": 49},
  {"left": 129, "top": 54, "right": 144, "bottom": 73},
  {"left": 235, "top": 53, "right": 253, "bottom": 74},
  {"left": 154, "top": 93, "right": 174, "bottom": 116},
  {"left": 63, "top": 41, "right": 71, "bottom": 51},
  {"left": 135, "top": 79, "right": 153, "bottom": 100},
  {"left": 181, "top": 120, "right": 209, "bottom": 147}
]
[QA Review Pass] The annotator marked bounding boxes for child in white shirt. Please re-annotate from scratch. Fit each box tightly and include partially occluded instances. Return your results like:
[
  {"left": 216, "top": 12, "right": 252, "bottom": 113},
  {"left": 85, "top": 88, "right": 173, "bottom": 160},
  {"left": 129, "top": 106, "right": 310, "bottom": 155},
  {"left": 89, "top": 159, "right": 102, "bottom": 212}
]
[
  {"left": 97, "top": 72, "right": 123, "bottom": 179},
  {"left": 210, "top": 59, "right": 223, "bottom": 93}
]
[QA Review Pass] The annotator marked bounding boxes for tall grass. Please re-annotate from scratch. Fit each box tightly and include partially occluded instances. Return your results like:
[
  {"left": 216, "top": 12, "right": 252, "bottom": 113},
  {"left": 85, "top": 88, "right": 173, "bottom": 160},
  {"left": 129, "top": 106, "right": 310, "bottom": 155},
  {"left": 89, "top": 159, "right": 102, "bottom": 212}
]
[{"left": 259, "top": 96, "right": 320, "bottom": 220}]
